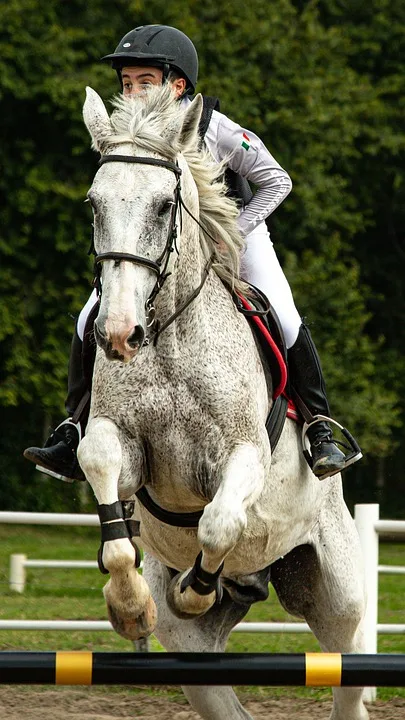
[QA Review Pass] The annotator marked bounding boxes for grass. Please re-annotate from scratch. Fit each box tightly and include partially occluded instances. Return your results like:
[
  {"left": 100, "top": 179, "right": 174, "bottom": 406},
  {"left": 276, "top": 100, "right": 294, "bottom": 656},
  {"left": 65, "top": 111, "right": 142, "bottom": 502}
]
[{"left": 0, "top": 524, "right": 403, "bottom": 701}]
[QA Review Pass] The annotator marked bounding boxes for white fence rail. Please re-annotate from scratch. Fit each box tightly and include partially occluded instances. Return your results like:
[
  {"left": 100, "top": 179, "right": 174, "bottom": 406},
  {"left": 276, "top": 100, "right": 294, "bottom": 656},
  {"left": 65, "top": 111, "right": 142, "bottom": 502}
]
[
  {"left": 9, "top": 555, "right": 99, "bottom": 593},
  {"left": 0, "top": 511, "right": 99, "bottom": 526},
  {"left": 1, "top": 618, "right": 404, "bottom": 634}
]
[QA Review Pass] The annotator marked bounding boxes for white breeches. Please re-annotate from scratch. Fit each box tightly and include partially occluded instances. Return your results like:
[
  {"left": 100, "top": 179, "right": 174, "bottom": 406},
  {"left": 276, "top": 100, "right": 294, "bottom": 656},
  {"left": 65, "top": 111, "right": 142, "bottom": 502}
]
[
  {"left": 240, "top": 223, "right": 301, "bottom": 348},
  {"left": 77, "top": 224, "right": 301, "bottom": 349},
  {"left": 77, "top": 288, "right": 98, "bottom": 342}
]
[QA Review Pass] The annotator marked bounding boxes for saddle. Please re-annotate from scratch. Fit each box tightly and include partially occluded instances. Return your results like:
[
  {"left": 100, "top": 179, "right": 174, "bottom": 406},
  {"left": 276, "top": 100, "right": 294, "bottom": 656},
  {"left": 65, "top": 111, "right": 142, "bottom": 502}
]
[{"left": 232, "top": 285, "right": 298, "bottom": 452}]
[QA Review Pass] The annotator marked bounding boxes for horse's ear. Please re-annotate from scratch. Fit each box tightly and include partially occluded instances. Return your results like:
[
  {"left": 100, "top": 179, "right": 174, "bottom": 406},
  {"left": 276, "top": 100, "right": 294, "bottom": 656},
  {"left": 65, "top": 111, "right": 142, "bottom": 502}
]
[
  {"left": 83, "top": 86, "right": 112, "bottom": 153},
  {"left": 179, "top": 93, "right": 203, "bottom": 148}
]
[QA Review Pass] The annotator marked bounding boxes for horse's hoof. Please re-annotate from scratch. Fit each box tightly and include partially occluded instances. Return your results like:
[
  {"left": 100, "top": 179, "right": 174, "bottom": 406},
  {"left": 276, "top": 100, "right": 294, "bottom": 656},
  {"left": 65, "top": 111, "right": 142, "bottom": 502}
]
[
  {"left": 166, "top": 571, "right": 216, "bottom": 619},
  {"left": 106, "top": 595, "right": 157, "bottom": 640}
]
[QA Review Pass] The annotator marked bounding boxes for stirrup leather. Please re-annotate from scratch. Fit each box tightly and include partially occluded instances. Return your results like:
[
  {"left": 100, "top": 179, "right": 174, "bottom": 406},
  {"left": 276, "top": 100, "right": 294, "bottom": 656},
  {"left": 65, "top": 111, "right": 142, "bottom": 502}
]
[{"left": 302, "top": 414, "right": 363, "bottom": 480}]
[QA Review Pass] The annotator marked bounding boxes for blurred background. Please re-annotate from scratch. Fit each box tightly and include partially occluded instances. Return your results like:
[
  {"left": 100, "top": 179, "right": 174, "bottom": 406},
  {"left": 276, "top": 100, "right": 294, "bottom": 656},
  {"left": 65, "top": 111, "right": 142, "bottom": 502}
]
[{"left": 1, "top": 0, "right": 404, "bottom": 517}]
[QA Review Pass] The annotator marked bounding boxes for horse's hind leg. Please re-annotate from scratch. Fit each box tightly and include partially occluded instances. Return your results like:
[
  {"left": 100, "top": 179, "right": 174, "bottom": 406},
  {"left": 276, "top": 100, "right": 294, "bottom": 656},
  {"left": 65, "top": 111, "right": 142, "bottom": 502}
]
[
  {"left": 78, "top": 417, "right": 156, "bottom": 640},
  {"left": 271, "top": 487, "right": 369, "bottom": 720},
  {"left": 143, "top": 552, "right": 253, "bottom": 720}
]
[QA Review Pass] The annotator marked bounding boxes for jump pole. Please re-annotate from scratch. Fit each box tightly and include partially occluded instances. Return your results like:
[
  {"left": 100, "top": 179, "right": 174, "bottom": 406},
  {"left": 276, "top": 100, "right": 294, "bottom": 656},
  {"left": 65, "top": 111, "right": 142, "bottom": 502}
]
[{"left": 0, "top": 652, "right": 404, "bottom": 687}]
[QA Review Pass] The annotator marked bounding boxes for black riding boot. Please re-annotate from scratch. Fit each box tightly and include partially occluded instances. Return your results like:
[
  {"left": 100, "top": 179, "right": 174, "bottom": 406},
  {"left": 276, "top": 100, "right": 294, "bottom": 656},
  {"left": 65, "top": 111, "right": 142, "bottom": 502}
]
[
  {"left": 23, "top": 326, "right": 89, "bottom": 482},
  {"left": 287, "top": 323, "right": 346, "bottom": 479}
]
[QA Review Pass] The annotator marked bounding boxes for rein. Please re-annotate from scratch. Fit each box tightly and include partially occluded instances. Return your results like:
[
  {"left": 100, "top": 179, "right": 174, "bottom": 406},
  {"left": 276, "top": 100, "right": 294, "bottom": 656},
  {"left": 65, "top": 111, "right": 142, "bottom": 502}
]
[{"left": 91, "top": 154, "right": 215, "bottom": 344}]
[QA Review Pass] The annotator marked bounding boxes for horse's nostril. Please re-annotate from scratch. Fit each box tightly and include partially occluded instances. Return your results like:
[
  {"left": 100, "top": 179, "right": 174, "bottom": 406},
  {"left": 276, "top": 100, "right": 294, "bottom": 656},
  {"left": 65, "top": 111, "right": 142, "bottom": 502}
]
[{"left": 127, "top": 325, "right": 145, "bottom": 349}]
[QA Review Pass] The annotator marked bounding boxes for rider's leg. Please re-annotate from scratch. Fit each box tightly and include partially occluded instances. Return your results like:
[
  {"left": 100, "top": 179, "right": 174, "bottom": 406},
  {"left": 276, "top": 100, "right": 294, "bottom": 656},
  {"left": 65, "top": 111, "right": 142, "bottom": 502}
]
[
  {"left": 23, "top": 290, "right": 98, "bottom": 481},
  {"left": 287, "top": 323, "right": 347, "bottom": 476},
  {"left": 240, "top": 224, "right": 346, "bottom": 477},
  {"left": 240, "top": 224, "right": 302, "bottom": 350}
]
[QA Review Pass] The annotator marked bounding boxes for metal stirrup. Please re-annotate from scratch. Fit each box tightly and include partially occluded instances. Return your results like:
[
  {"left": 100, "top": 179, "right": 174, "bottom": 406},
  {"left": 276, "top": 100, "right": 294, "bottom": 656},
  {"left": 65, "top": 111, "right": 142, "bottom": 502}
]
[{"left": 302, "top": 414, "right": 363, "bottom": 478}]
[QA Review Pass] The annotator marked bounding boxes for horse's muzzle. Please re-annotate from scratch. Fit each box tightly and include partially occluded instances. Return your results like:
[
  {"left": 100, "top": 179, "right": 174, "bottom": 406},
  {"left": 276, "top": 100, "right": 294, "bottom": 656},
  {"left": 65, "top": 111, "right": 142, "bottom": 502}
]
[{"left": 94, "top": 320, "right": 145, "bottom": 362}]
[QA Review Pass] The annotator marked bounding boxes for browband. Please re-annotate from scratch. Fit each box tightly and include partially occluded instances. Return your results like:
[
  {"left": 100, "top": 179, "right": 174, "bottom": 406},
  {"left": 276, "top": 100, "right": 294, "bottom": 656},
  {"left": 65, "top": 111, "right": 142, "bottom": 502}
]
[{"left": 98, "top": 155, "right": 182, "bottom": 176}]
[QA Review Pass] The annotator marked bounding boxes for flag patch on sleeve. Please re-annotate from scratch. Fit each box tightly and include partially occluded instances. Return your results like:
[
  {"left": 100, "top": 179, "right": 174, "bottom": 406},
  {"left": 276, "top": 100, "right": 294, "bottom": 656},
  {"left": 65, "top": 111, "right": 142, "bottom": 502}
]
[{"left": 241, "top": 132, "right": 250, "bottom": 151}]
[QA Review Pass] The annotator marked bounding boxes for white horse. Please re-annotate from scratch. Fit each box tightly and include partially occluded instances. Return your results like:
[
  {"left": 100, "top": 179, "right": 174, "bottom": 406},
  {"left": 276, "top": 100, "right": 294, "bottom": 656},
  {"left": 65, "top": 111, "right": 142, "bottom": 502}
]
[{"left": 78, "top": 84, "right": 369, "bottom": 720}]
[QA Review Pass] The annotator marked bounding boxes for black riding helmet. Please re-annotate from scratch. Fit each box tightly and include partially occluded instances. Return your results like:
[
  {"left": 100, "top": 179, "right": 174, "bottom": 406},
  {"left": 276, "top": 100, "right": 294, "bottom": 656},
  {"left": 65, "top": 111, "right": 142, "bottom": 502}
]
[{"left": 101, "top": 25, "right": 198, "bottom": 95}]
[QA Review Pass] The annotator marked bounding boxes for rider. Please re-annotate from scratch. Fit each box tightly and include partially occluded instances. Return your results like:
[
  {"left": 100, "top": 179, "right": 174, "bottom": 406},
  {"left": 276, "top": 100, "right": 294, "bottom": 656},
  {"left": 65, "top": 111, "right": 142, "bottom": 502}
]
[{"left": 24, "top": 25, "right": 358, "bottom": 481}]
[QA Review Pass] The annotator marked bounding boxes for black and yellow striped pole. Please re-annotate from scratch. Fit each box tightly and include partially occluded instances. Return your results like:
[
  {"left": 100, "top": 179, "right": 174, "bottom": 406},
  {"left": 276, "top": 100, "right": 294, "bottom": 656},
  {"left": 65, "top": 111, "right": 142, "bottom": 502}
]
[{"left": 0, "top": 652, "right": 403, "bottom": 686}]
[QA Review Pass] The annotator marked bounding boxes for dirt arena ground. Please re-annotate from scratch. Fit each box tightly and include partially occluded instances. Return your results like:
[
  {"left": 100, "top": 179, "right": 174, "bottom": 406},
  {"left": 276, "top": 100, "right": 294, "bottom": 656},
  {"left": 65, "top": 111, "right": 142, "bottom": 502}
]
[{"left": 0, "top": 688, "right": 403, "bottom": 720}]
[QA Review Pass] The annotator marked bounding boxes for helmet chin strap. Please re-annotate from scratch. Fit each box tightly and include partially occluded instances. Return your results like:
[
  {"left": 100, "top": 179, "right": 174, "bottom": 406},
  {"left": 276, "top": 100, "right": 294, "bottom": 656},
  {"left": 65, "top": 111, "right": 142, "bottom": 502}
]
[{"left": 162, "top": 62, "right": 171, "bottom": 84}]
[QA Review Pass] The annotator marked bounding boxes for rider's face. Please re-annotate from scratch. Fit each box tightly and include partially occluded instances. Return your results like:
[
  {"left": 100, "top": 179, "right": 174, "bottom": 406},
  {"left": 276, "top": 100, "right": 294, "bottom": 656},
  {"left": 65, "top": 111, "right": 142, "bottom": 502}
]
[{"left": 121, "top": 66, "right": 186, "bottom": 98}]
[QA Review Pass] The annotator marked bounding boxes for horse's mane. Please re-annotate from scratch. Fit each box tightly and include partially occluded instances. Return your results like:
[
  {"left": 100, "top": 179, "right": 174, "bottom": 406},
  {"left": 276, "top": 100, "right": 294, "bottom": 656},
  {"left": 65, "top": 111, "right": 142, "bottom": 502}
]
[{"left": 102, "top": 85, "right": 248, "bottom": 293}]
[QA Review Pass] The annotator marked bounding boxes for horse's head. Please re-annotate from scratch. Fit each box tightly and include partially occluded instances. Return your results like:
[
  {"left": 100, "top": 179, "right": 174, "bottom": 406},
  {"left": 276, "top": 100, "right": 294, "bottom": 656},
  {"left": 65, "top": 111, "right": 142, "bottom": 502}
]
[{"left": 83, "top": 85, "right": 203, "bottom": 362}]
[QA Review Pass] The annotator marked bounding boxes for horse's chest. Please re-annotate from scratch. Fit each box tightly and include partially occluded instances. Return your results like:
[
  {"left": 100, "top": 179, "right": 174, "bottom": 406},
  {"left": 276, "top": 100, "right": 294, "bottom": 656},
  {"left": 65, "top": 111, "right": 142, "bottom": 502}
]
[
  {"left": 138, "top": 380, "right": 221, "bottom": 452},
  {"left": 93, "top": 356, "right": 263, "bottom": 478},
  {"left": 102, "top": 364, "right": 233, "bottom": 440}
]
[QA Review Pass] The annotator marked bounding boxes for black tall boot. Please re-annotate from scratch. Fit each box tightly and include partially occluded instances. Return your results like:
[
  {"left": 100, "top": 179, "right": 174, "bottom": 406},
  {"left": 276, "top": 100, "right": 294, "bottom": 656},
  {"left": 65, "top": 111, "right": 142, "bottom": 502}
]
[
  {"left": 287, "top": 323, "right": 348, "bottom": 479},
  {"left": 23, "top": 325, "right": 89, "bottom": 482}
]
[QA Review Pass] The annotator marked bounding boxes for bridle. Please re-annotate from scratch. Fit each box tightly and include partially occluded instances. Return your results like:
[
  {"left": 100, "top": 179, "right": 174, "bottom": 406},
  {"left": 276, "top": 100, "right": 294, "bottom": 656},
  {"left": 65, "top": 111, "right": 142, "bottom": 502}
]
[{"left": 90, "top": 154, "right": 214, "bottom": 344}]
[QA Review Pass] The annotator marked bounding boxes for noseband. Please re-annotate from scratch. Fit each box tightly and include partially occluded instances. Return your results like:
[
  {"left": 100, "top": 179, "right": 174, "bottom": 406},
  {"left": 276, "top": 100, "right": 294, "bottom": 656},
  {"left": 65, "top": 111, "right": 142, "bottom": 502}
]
[{"left": 91, "top": 154, "right": 214, "bottom": 344}]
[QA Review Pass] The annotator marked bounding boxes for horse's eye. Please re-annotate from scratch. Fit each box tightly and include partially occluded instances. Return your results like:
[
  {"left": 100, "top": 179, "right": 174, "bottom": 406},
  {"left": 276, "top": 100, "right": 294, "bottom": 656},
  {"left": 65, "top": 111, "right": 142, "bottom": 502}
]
[{"left": 158, "top": 200, "right": 174, "bottom": 217}]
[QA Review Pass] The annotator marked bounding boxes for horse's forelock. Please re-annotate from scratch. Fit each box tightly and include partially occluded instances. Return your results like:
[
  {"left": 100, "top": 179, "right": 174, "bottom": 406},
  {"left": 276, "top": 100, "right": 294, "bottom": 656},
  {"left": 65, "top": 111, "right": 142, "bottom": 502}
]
[{"left": 104, "top": 86, "right": 185, "bottom": 158}]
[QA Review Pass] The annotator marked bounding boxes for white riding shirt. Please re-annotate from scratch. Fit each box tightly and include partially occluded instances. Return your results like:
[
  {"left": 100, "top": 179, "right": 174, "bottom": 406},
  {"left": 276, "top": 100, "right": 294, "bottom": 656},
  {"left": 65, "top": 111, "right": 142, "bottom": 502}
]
[
  {"left": 193, "top": 97, "right": 301, "bottom": 348},
  {"left": 197, "top": 101, "right": 293, "bottom": 238}
]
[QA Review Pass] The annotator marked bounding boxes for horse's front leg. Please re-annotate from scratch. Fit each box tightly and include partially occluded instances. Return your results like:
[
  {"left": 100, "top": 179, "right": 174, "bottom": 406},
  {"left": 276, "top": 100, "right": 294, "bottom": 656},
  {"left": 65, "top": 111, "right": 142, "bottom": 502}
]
[
  {"left": 77, "top": 417, "right": 157, "bottom": 640},
  {"left": 167, "top": 443, "right": 265, "bottom": 618}
]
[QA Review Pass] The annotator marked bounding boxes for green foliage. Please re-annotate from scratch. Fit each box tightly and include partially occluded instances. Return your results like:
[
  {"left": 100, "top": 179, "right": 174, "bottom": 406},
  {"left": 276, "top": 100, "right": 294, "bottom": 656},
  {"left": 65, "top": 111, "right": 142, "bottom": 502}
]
[
  {"left": 283, "top": 237, "right": 400, "bottom": 456},
  {"left": 0, "top": 0, "right": 404, "bottom": 511}
]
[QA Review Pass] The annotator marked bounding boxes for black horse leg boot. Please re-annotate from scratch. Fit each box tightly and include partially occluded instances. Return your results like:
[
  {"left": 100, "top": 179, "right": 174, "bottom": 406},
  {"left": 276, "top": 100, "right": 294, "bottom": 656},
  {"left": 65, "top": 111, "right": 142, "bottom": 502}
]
[
  {"left": 23, "top": 326, "right": 89, "bottom": 482},
  {"left": 287, "top": 323, "right": 347, "bottom": 479}
]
